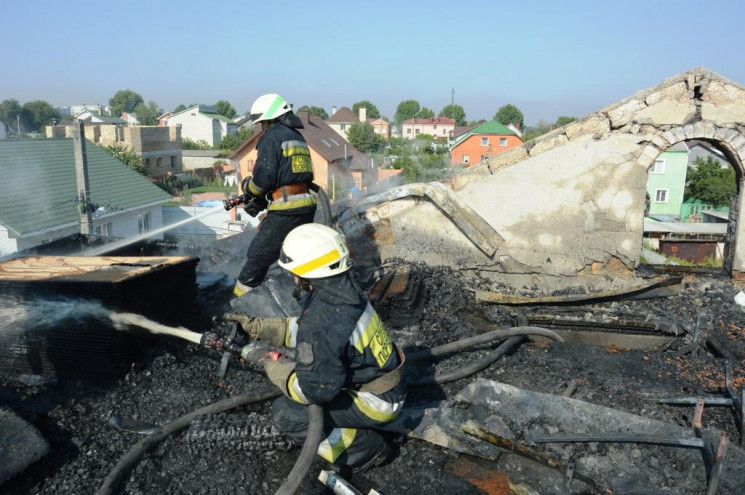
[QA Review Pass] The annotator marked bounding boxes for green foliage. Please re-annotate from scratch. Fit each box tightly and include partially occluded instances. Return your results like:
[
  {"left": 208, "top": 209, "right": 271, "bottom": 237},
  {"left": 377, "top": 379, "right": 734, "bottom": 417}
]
[
  {"left": 555, "top": 116, "right": 576, "bottom": 127},
  {"left": 183, "top": 138, "right": 211, "bottom": 150},
  {"left": 133, "top": 101, "right": 162, "bottom": 126},
  {"left": 216, "top": 128, "right": 253, "bottom": 151},
  {"left": 180, "top": 187, "right": 193, "bottom": 206},
  {"left": 347, "top": 121, "right": 380, "bottom": 152},
  {"left": 296, "top": 105, "right": 329, "bottom": 119},
  {"left": 395, "top": 100, "right": 420, "bottom": 127},
  {"left": 439, "top": 104, "right": 467, "bottom": 126},
  {"left": 416, "top": 107, "right": 435, "bottom": 119},
  {"left": 109, "top": 89, "right": 144, "bottom": 116},
  {"left": 21, "top": 100, "right": 60, "bottom": 132},
  {"left": 215, "top": 100, "right": 237, "bottom": 119},
  {"left": 685, "top": 156, "right": 736, "bottom": 207},
  {"left": 495, "top": 104, "right": 524, "bottom": 129},
  {"left": 173, "top": 104, "right": 187, "bottom": 113},
  {"left": 101, "top": 144, "right": 148, "bottom": 175},
  {"left": 389, "top": 137, "right": 449, "bottom": 184},
  {"left": 352, "top": 100, "right": 381, "bottom": 119},
  {"left": 0, "top": 99, "right": 25, "bottom": 130}
]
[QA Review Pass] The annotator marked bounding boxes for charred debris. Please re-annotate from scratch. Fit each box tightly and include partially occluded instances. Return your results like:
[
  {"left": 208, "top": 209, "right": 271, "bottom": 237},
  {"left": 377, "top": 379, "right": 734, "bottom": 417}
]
[{"left": 1, "top": 236, "right": 744, "bottom": 494}]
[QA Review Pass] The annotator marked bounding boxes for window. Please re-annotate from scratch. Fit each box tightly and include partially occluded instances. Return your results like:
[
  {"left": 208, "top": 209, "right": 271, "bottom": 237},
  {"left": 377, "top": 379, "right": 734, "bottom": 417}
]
[
  {"left": 138, "top": 212, "right": 151, "bottom": 233},
  {"left": 94, "top": 222, "right": 112, "bottom": 236},
  {"left": 406, "top": 128, "right": 411, "bottom": 134},
  {"left": 170, "top": 156, "right": 175, "bottom": 169},
  {"left": 156, "top": 157, "right": 162, "bottom": 169},
  {"left": 462, "top": 154, "right": 469, "bottom": 163},
  {"left": 651, "top": 159, "right": 665, "bottom": 174},
  {"left": 499, "top": 138, "right": 508, "bottom": 146},
  {"left": 340, "top": 124, "right": 346, "bottom": 131},
  {"left": 415, "top": 129, "right": 420, "bottom": 135},
  {"left": 481, "top": 137, "right": 489, "bottom": 146},
  {"left": 654, "top": 189, "right": 668, "bottom": 203},
  {"left": 480, "top": 155, "right": 488, "bottom": 162}
]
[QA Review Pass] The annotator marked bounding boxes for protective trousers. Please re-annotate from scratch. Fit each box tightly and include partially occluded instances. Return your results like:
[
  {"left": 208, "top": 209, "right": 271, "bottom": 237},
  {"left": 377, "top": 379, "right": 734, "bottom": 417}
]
[
  {"left": 238, "top": 209, "right": 316, "bottom": 289},
  {"left": 271, "top": 394, "right": 390, "bottom": 467}
]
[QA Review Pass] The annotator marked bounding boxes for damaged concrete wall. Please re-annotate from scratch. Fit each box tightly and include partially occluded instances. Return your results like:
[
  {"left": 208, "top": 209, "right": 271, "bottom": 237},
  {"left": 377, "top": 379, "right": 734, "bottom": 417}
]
[{"left": 340, "top": 68, "right": 745, "bottom": 288}]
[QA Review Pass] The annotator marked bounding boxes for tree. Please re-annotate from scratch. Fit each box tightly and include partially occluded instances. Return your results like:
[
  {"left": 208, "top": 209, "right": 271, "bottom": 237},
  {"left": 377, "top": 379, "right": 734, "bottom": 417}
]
[
  {"left": 685, "top": 156, "right": 736, "bottom": 207},
  {"left": 217, "top": 128, "right": 253, "bottom": 151},
  {"left": 133, "top": 101, "right": 162, "bottom": 126},
  {"left": 109, "top": 90, "right": 144, "bottom": 116},
  {"left": 416, "top": 107, "right": 435, "bottom": 119},
  {"left": 439, "top": 104, "right": 466, "bottom": 126},
  {"left": 394, "top": 100, "right": 420, "bottom": 127},
  {"left": 495, "top": 104, "right": 524, "bottom": 129},
  {"left": 173, "top": 104, "right": 187, "bottom": 113},
  {"left": 215, "top": 100, "right": 237, "bottom": 119},
  {"left": 183, "top": 138, "right": 211, "bottom": 150},
  {"left": 347, "top": 121, "right": 379, "bottom": 153},
  {"left": 22, "top": 100, "right": 60, "bottom": 131},
  {"left": 0, "top": 99, "right": 30, "bottom": 132},
  {"left": 296, "top": 105, "right": 329, "bottom": 119},
  {"left": 555, "top": 116, "right": 576, "bottom": 127},
  {"left": 101, "top": 144, "right": 148, "bottom": 175},
  {"left": 352, "top": 100, "right": 380, "bottom": 119}
]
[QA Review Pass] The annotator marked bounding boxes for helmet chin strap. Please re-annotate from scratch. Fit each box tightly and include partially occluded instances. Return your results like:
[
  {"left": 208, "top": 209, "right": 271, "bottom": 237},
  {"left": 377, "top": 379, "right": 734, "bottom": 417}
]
[{"left": 292, "top": 276, "right": 312, "bottom": 300}]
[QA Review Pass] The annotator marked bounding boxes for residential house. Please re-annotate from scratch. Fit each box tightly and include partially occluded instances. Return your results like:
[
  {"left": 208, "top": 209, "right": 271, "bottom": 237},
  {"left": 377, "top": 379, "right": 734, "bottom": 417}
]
[
  {"left": 157, "top": 112, "right": 172, "bottom": 126},
  {"left": 70, "top": 104, "right": 103, "bottom": 116},
  {"left": 368, "top": 117, "right": 391, "bottom": 140},
  {"left": 71, "top": 111, "right": 127, "bottom": 125},
  {"left": 0, "top": 139, "right": 171, "bottom": 256},
  {"left": 401, "top": 117, "right": 456, "bottom": 141},
  {"left": 448, "top": 120, "right": 523, "bottom": 166},
  {"left": 230, "top": 113, "right": 374, "bottom": 199},
  {"left": 121, "top": 112, "right": 139, "bottom": 125},
  {"left": 0, "top": 120, "right": 7, "bottom": 139},
  {"left": 687, "top": 139, "right": 732, "bottom": 169},
  {"left": 326, "top": 106, "right": 358, "bottom": 140},
  {"left": 46, "top": 124, "right": 183, "bottom": 178},
  {"left": 166, "top": 105, "right": 237, "bottom": 147},
  {"left": 645, "top": 142, "right": 689, "bottom": 220}
]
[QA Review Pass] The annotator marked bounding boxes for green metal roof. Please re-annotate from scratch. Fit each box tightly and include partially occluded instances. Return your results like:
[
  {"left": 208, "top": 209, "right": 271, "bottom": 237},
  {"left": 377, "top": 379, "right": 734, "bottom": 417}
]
[
  {"left": 450, "top": 119, "right": 517, "bottom": 148},
  {"left": 0, "top": 139, "right": 171, "bottom": 236}
]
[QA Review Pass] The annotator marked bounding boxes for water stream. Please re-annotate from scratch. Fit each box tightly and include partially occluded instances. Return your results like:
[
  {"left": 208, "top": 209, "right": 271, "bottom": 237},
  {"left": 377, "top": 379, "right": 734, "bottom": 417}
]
[
  {"left": 84, "top": 204, "right": 227, "bottom": 256},
  {"left": 109, "top": 312, "right": 203, "bottom": 344}
]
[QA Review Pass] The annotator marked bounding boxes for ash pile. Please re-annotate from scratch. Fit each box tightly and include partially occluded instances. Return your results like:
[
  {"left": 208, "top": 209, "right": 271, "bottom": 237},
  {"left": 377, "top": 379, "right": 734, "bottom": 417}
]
[{"left": 1, "top": 254, "right": 745, "bottom": 494}]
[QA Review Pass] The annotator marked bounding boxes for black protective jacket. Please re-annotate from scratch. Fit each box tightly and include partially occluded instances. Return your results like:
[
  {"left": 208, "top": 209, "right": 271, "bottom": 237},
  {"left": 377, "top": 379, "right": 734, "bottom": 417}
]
[
  {"left": 286, "top": 273, "right": 406, "bottom": 415},
  {"left": 247, "top": 115, "right": 315, "bottom": 214}
]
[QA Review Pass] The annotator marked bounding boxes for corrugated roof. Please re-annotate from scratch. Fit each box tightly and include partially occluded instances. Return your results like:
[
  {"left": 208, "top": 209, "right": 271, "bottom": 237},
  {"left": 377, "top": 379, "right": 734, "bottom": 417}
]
[
  {"left": 326, "top": 107, "right": 357, "bottom": 123},
  {"left": 643, "top": 219, "right": 727, "bottom": 234},
  {"left": 0, "top": 139, "right": 171, "bottom": 236}
]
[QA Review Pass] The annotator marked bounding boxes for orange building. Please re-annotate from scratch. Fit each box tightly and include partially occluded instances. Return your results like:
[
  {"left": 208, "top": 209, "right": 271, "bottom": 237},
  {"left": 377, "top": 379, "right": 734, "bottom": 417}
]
[{"left": 448, "top": 120, "right": 523, "bottom": 166}]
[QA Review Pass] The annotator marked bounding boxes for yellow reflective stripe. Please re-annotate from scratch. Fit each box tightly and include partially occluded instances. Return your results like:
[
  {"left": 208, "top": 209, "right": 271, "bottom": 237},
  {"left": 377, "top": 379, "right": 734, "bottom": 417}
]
[
  {"left": 233, "top": 281, "right": 249, "bottom": 297},
  {"left": 346, "top": 389, "right": 403, "bottom": 423},
  {"left": 267, "top": 196, "right": 317, "bottom": 211},
  {"left": 317, "top": 428, "right": 357, "bottom": 463},
  {"left": 284, "top": 317, "right": 299, "bottom": 347},
  {"left": 349, "top": 304, "right": 393, "bottom": 367},
  {"left": 287, "top": 372, "right": 310, "bottom": 404},
  {"left": 247, "top": 180, "right": 263, "bottom": 196},
  {"left": 290, "top": 247, "right": 341, "bottom": 276}
]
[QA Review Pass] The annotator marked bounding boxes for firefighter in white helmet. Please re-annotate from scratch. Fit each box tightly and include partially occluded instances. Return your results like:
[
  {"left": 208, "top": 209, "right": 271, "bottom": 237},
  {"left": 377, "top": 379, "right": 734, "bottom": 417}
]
[
  {"left": 229, "top": 224, "right": 406, "bottom": 472},
  {"left": 232, "top": 93, "right": 316, "bottom": 297}
]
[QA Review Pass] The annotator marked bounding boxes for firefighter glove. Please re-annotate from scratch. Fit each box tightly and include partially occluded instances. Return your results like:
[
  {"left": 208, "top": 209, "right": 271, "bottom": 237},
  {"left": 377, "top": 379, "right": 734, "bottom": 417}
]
[
  {"left": 224, "top": 313, "right": 287, "bottom": 347},
  {"left": 263, "top": 356, "right": 295, "bottom": 397}
]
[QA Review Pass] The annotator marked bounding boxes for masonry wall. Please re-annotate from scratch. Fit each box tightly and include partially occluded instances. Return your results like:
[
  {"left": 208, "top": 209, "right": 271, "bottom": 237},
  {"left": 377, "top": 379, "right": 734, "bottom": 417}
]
[{"left": 342, "top": 69, "right": 745, "bottom": 287}]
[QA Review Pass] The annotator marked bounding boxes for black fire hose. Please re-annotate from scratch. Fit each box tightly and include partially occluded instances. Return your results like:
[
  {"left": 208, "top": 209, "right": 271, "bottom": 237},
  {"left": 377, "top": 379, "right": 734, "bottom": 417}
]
[
  {"left": 98, "top": 326, "right": 562, "bottom": 495},
  {"left": 309, "top": 183, "right": 333, "bottom": 228}
]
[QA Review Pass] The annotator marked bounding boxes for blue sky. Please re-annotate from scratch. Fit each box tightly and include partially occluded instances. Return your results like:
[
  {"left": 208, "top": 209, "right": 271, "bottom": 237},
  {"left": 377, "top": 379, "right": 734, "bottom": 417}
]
[{"left": 3, "top": 0, "right": 744, "bottom": 126}]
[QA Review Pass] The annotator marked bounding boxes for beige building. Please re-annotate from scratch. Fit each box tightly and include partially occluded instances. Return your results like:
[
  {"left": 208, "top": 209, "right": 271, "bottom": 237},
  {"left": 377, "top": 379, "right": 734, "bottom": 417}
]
[
  {"left": 46, "top": 124, "right": 183, "bottom": 178},
  {"left": 401, "top": 117, "right": 456, "bottom": 140}
]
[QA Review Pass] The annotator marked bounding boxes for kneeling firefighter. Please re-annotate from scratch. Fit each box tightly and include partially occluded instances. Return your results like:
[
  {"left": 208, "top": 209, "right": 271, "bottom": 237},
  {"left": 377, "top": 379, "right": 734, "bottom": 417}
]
[
  {"left": 233, "top": 93, "right": 317, "bottom": 297},
  {"left": 226, "top": 224, "right": 406, "bottom": 472}
]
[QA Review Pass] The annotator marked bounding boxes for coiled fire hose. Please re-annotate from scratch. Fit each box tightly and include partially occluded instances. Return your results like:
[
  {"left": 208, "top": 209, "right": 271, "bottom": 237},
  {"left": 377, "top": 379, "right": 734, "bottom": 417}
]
[{"left": 97, "top": 325, "right": 562, "bottom": 495}]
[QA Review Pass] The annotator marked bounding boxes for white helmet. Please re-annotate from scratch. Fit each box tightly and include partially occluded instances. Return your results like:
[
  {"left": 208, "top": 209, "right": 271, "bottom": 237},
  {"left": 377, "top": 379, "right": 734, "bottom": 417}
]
[
  {"left": 278, "top": 224, "right": 350, "bottom": 279},
  {"left": 249, "top": 93, "right": 292, "bottom": 124}
]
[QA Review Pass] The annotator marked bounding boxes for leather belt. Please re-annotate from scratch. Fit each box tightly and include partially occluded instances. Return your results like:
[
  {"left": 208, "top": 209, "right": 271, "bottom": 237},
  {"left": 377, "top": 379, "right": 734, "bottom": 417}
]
[{"left": 272, "top": 183, "right": 309, "bottom": 201}]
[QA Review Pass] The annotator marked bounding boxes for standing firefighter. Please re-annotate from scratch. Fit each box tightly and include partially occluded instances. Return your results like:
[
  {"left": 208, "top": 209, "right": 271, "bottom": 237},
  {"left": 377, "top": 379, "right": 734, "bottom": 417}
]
[
  {"left": 233, "top": 93, "right": 317, "bottom": 297},
  {"left": 227, "top": 224, "right": 406, "bottom": 472}
]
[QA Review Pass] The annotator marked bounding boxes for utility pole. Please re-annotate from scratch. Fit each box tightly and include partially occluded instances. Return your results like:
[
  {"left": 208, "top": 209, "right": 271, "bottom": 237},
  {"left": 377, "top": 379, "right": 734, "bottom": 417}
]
[
  {"left": 16, "top": 114, "right": 20, "bottom": 138},
  {"left": 451, "top": 88, "right": 455, "bottom": 108},
  {"left": 72, "top": 120, "right": 93, "bottom": 235}
]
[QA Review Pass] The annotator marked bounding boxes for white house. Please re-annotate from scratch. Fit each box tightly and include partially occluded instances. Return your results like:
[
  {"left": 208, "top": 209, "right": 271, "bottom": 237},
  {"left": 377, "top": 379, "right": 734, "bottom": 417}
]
[
  {"left": 166, "top": 105, "right": 237, "bottom": 147},
  {"left": 401, "top": 117, "right": 456, "bottom": 140},
  {"left": 0, "top": 138, "right": 171, "bottom": 256}
]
